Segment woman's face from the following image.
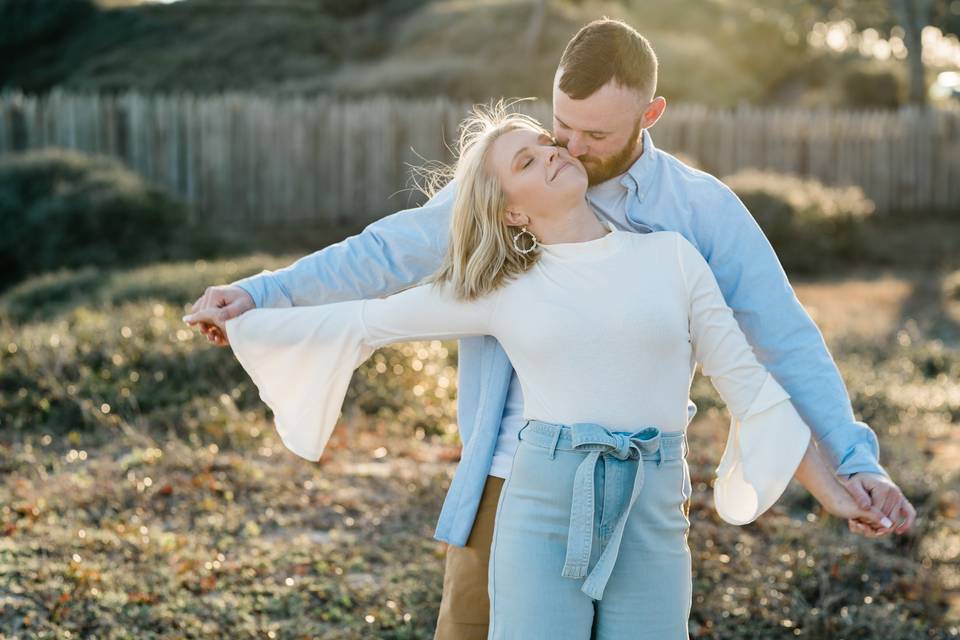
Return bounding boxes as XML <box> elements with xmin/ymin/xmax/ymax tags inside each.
<box><xmin>487</xmin><ymin>127</ymin><xmax>588</xmax><ymax>229</ymax></box>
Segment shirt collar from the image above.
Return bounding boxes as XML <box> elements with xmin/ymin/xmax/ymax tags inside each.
<box><xmin>618</xmin><ymin>128</ymin><xmax>659</xmax><ymax>202</ymax></box>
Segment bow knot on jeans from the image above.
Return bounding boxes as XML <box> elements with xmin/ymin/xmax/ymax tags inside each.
<box><xmin>569</xmin><ymin>423</ymin><xmax>662</xmax><ymax>462</ymax></box>
<box><xmin>560</xmin><ymin>423</ymin><xmax>664</xmax><ymax>600</ymax></box>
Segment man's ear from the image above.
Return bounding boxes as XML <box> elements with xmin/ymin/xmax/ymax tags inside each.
<box><xmin>641</xmin><ymin>96</ymin><xmax>667</xmax><ymax>130</ymax></box>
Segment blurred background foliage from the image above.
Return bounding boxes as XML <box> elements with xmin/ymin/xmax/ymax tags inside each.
<box><xmin>0</xmin><ymin>148</ymin><xmax>225</xmax><ymax>291</ymax></box>
<box><xmin>1</xmin><ymin>0</ymin><xmax>959</xmax><ymax>108</ymax></box>
<box><xmin>2</xmin><ymin>1</ymin><xmax>959</xmax><ymax>637</ymax></box>
<box><xmin>1</xmin><ymin>145</ymin><xmax>955</xmax><ymax>296</ymax></box>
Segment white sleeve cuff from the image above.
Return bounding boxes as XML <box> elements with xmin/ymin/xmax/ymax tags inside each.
<box><xmin>225</xmin><ymin>302</ymin><xmax>373</xmax><ymax>462</ymax></box>
<box><xmin>713</xmin><ymin>373</ymin><xmax>812</xmax><ymax>525</ymax></box>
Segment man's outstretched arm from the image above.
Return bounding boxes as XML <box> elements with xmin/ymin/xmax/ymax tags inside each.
<box><xmin>233</xmin><ymin>183</ymin><xmax>456</xmax><ymax>308</ymax></box>
<box><xmin>184</xmin><ymin>182</ymin><xmax>457</xmax><ymax>341</ymax></box>
<box><xmin>689</xmin><ymin>178</ymin><xmax>915</xmax><ymax>534</ymax></box>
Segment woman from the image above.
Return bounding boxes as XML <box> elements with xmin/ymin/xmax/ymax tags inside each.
<box><xmin>187</xmin><ymin>104</ymin><xmax>890</xmax><ymax>639</ymax></box>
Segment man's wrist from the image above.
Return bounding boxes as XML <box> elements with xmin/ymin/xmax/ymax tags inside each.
<box><xmin>230</xmin><ymin>279</ymin><xmax>264</xmax><ymax>309</ymax></box>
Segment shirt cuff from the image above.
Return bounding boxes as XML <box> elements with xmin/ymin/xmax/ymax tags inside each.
<box><xmin>714</xmin><ymin>373</ymin><xmax>812</xmax><ymax>525</ymax></box>
<box><xmin>817</xmin><ymin>425</ymin><xmax>889</xmax><ymax>480</ymax></box>
<box><xmin>230</xmin><ymin>270</ymin><xmax>293</xmax><ymax>310</ymax></box>
<box><xmin>834</xmin><ymin>447</ymin><xmax>889</xmax><ymax>480</ymax></box>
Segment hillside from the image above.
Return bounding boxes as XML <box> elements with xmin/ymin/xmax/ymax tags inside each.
<box><xmin>0</xmin><ymin>0</ymin><xmax>893</xmax><ymax>107</ymax></box>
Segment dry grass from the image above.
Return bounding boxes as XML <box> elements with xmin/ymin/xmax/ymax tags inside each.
<box><xmin>1</xmin><ymin>259</ymin><xmax>958</xmax><ymax>639</ymax></box>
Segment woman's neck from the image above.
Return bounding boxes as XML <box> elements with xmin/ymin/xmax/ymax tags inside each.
<box><xmin>533</xmin><ymin>200</ymin><xmax>609</xmax><ymax>245</ymax></box>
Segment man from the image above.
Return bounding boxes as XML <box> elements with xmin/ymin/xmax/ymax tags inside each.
<box><xmin>185</xmin><ymin>18</ymin><xmax>916</xmax><ymax>639</ymax></box>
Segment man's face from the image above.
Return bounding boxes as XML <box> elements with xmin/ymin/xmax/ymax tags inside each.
<box><xmin>552</xmin><ymin>68</ymin><xmax>647</xmax><ymax>186</ymax></box>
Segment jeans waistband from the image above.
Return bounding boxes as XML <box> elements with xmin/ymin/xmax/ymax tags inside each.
<box><xmin>516</xmin><ymin>419</ymin><xmax>688</xmax><ymax>601</ymax></box>
<box><xmin>519</xmin><ymin>419</ymin><xmax>687</xmax><ymax>462</ymax></box>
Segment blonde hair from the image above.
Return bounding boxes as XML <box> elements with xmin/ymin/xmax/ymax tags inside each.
<box><xmin>421</xmin><ymin>100</ymin><xmax>549</xmax><ymax>301</ymax></box>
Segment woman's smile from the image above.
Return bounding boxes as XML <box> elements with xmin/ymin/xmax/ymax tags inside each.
<box><xmin>550</xmin><ymin>160</ymin><xmax>571</xmax><ymax>182</ymax></box>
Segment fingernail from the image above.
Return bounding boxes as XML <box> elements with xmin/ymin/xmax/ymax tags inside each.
<box><xmin>182</xmin><ymin>315</ymin><xmax>191</xmax><ymax>322</ymax></box>
<box><xmin>881</xmin><ymin>517</ymin><xmax>893</xmax><ymax>528</ymax></box>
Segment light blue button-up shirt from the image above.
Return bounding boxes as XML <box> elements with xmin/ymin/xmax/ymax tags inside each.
<box><xmin>231</xmin><ymin>129</ymin><xmax>887</xmax><ymax>547</ymax></box>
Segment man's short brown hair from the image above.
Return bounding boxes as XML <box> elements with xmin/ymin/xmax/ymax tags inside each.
<box><xmin>557</xmin><ymin>18</ymin><xmax>658</xmax><ymax>101</ymax></box>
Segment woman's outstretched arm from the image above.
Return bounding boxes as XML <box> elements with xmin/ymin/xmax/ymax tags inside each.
<box><xmin>220</xmin><ymin>280</ymin><xmax>500</xmax><ymax>462</ymax></box>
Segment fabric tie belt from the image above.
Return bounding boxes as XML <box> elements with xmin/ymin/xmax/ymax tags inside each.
<box><xmin>520</xmin><ymin>420</ymin><xmax>687</xmax><ymax>601</ymax></box>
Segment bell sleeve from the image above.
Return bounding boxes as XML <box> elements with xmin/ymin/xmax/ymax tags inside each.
<box><xmin>224</xmin><ymin>281</ymin><xmax>499</xmax><ymax>462</ymax></box>
<box><xmin>675</xmin><ymin>233</ymin><xmax>812</xmax><ymax>526</ymax></box>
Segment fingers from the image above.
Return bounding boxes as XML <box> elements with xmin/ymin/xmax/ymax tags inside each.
<box><xmin>894</xmin><ymin>497</ymin><xmax>917</xmax><ymax>534</ymax></box>
<box><xmin>849</xmin><ymin>519</ymin><xmax>871</xmax><ymax>536</ymax></box>
<box><xmin>842</xmin><ymin>476</ymin><xmax>873</xmax><ymax>510</ymax></box>
<box><xmin>849</xmin><ymin>519</ymin><xmax>887</xmax><ymax>538</ymax></box>
<box><xmin>859</xmin><ymin>506</ymin><xmax>894</xmax><ymax>532</ymax></box>
<box><xmin>191</xmin><ymin>285</ymin><xmax>218</xmax><ymax>313</ymax></box>
<box><xmin>182</xmin><ymin>308</ymin><xmax>232</xmax><ymax>347</ymax></box>
<box><xmin>201</xmin><ymin>322</ymin><xmax>224</xmax><ymax>341</ymax></box>
<box><xmin>183</xmin><ymin>307</ymin><xmax>226</xmax><ymax>329</ymax></box>
<box><xmin>190</xmin><ymin>285</ymin><xmax>228</xmax><ymax>316</ymax></box>
<box><xmin>221</xmin><ymin>298</ymin><xmax>248</xmax><ymax>321</ymax></box>
<box><xmin>187</xmin><ymin>286</ymin><xmax>252</xmax><ymax>325</ymax></box>
<box><xmin>877</xmin><ymin>486</ymin><xmax>900</xmax><ymax>518</ymax></box>
<box><xmin>193</xmin><ymin>321</ymin><xmax>229</xmax><ymax>347</ymax></box>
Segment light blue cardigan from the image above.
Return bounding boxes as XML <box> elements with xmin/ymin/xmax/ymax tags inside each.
<box><xmin>232</xmin><ymin>129</ymin><xmax>887</xmax><ymax>546</ymax></box>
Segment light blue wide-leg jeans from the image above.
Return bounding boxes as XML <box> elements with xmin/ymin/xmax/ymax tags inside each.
<box><xmin>488</xmin><ymin>420</ymin><xmax>692</xmax><ymax>640</ymax></box>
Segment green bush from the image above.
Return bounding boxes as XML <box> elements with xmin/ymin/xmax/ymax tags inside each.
<box><xmin>843</xmin><ymin>66</ymin><xmax>902</xmax><ymax>109</ymax></box>
<box><xmin>0</xmin><ymin>147</ymin><xmax>215</xmax><ymax>292</ymax></box>
<box><xmin>0</xmin><ymin>256</ymin><xmax>459</xmax><ymax>442</ymax></box>
<box><xmin>0</xmin><ymin>0</ymin><xmax>95</xmax><ymax>53</ymax></box>
<box><xmin>723</xmin><ymin>169</ymin><xmax>876</xmax><ymax>274</ymax></box>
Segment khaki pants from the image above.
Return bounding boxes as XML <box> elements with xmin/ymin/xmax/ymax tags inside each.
<box><xmin>433</xmin><ymin>475</ymin><xmax>505</xmax><ymax>640</ymax></box>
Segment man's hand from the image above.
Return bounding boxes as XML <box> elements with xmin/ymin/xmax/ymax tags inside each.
<box><xmin>841</xmin><ymin>472</ymin><xmax>916</xmax><ymax>537</ymax></box>
<box><xmin>182</xmin><ymin>285</ymin><xmax>256</xmax><ymax>347</ymax></box>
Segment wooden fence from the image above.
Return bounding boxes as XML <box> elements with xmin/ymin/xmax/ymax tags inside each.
<box><xmin>0</xmin><ymin>90</ymin><xmax>957</xmax><ymax>223</ymax></box>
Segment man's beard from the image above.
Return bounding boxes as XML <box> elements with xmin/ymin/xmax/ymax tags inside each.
<box><xmin>581</xmin><ymin>118</ymin><xmax>644</xmax><ymax>187</ymax></box>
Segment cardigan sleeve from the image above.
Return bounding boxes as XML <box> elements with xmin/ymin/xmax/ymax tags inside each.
<box><xmin>224</xmin><ymin>281</ymin><xmax>498</xmax><ymax>462</ymax></box>
<box><xmin>675</xmin><ymin>233</ymin><xmax>812</xmax><ymax>525</ymax></box>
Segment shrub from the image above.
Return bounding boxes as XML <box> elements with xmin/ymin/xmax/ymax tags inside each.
<box><xmin>723</xmin><ymin>169</ymin><xmax>876</xmax><ymax>274</ymax></box>
<box><xmin>843</xmin><ymin>67</ymin><xmax>902</xmax><ymax>109</ymax></box>
<box><xmin>0</xmin><ymin>0</ymin><xmax>95</xmax><ymax>53</ymax></box>
<box><xmin>0</xmin><ymin>257</ymin><xmax>459</xmax><ymax>442</ymax></box>
<box><xmin>0</xmin><ymin>147</ymin><xmax>214</xmax><ymax>291</ymax></box>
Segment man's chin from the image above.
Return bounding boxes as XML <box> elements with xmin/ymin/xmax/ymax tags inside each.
<box><xmin>581</xmin><ymin>162</ymin><xmax>604</xmax><ymax>184</ymax></box>
<box><xmin>585</xmin><ymin>166</ymin><xmax>620</xmax><ymax>186</ymax></box>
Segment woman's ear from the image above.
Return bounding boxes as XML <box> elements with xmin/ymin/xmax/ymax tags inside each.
<box><xmin>504</xmin><ymin>209</ymin><xmax>529</xmax><ymax>227</ymax></box>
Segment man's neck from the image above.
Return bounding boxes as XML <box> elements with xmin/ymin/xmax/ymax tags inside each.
<box><xmin>624</xmin><ymin>131</ymin><xmax>646</xmax><ymax>172</ymax></box>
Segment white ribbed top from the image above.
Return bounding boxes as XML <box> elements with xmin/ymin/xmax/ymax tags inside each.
<box><xmin>226</xmin><ymin>228</ymin><xmax>812</xmax><ymax>525</ymax></box>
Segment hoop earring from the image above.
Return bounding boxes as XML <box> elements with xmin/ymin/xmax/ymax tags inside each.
<box><xmin>512</xmin><ymin>226</ymin><xmax>539</xmax><ymax>255</ymax></box>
